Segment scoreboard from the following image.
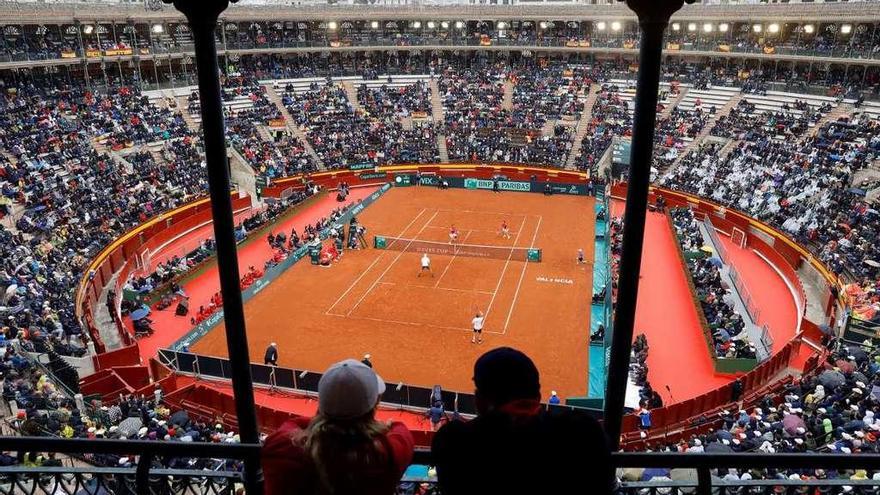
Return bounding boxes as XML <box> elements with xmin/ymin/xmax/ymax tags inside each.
<box><xmin>612</xmin><ymin>137</ymin><xmax>632</xmax><ymax>166</ymax></box>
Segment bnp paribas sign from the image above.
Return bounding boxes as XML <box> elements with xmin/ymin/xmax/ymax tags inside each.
<box><xmin>464</xmin><ymin>178</ymin><xmax>531</xmax><ymax>192</ymax></box>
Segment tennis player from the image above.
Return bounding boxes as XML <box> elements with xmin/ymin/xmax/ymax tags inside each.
<box><xmin>471</xmin><ymin>311</ymin><xmax>485</xmax><ymax>344</ymax></box>
<box><xmin>449</xmin><ymin>225</ymin><xmax>459</xmax><ymax>244</ymax></box>
<box><xmin>418</xmin><ymin>253</ymin><xmax>434</xmax><ymax>278</ymax></box>
<box><xmin>499</xmin><ymin>220</ymin><xmax>511</xmax><ymax>239</ymax></box>
<box><xmin>577</xmin><ymin>248</ymin><xmax>586</xmax><ymax>265</ymax></box>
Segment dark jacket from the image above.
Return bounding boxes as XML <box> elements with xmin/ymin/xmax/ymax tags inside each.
<box><xmin>432</xmin><ymin>399</ymin><xmax>612</xmax><ymax>494</ymax></box>
<box><xmin>264</xmin><ymin>345</ymin><xmax>278</xmax><ymax>365</ymax></box>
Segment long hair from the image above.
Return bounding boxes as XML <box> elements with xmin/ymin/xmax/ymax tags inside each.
<box><xmin>297</xmin><ymin>410</ymin><xmax>390</xmax><ymax>494</ymax></box>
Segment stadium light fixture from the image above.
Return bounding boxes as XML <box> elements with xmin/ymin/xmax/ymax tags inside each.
<box><xmin>596</xmin><ymin>21</ymin><xmax>607</xmax><ymax>31</ymax></box>
<box><xmin>841</xmin><ymin>24</ymin><xmax>852</xmax><ymax>35</ymax></box>
<box><xmin>718</xmin><ymin>23</ymin><xmax>729</xmax><ymax>33</ymax></box>
<box><xmin>768</xmin><ymin>23</ymin><xmax>780</xmax><ymax>34</ymax></box>
<box><xmin>703</xmin><ymin>23</ymin><xmax>713</xmax><ymax>33</ymax></box>
<box><xmin>151</xmin><ymin>24</ymin><xmax>164</xmax><ymax>34</ymax></box>
<box><xmin>427</xmin><ymin>21</ymin><xmax>436</xmax><ymax>29</ymax></box>
<box><xmin>370</xmin><ymin>21</ymin><xmax>379</xmax><ymax>29</ymax></box>
<box><xmin>752</xmin><ymin>24</ymin><xmax>762</xmax><ymax>33</ymax></box>
<box><xmin>82</xmin><ymin>25</ymin><xmax>94</xmax><ymax>35</ymax></box>
<box><xmin>687</xmin><ymin>22</ymin><xmax>697</xmax><ymax>32</ymax></box>
<box><xmin>455</xmin><ymin>21</ymin><xmax>465</xmax><ymax>29</ymax></box>
<box><xmin>804</xmin><ymin>24</ymin><xmax>815</xmax><ymax>34</ymax></box>
<box><xmin>611</xmin><ymin>21</ymin><xmax>622</xmax><ymax>32</ymax></box>
<box><xmin>671</xmin><ymin>22</ymin><xmax>680</xmax><ymax>31</ymax></box>
<box><xmin>327</xmin><ymin>21</ymin><xmax>337</xmax><ymax>30</ymax></box>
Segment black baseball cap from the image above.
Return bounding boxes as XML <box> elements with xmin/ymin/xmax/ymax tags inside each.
<box><xmin>473</xmin><ymin>347</ymin><xmax>540</xmax><ymax>405</ymax></box>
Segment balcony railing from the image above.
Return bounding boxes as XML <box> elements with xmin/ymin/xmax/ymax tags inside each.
<box><xmin>0</xmin><ymin>436</ymin><xmax>258</xmax><ymax>495</ymax></box>
<box><xmin>5</xmin><ymin>436</ymin><xmax>880</xmax><ymax>495</ymax></box>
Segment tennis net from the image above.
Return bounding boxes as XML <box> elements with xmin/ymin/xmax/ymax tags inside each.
<box><xmin>373</xmin><ymin>236</ymin><xmax>541</xmax><ymax>262</ymax></box>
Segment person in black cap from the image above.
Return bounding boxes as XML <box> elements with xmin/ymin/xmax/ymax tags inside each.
<box><xmin>432</xmin><ymin>347</ymin><xmax>612</xmax><ymax>494</ymax></box>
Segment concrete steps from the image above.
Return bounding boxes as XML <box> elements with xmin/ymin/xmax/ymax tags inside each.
<box><xmin>659</xmin><ymin>87</ymin><xmax>689</xmax><ymax>120</ymax></box>
<box><xmin>808</xmin><ymin>102</ymin><xmax>852</xmax><ymax>138</ymax></box>
<box><xmin>178</xmin><ymin>96</ymin><xmax>202</xmax><ymax>132</ymax></box>
<box><xmin>502</xmin><ymin>79</ymin><xmax>514</xmax><ymax>112</ymax></box>
<box><xmin>263</xmin><ymin>85</ymin><xmax>326</xmax><ymax>170</ymax></box>
<box><xmin>429</xmin><ymin>78</ymin><xmax>449</xmax><ymax>163</ymax></box>
<box><xmin>341</xmin><ymin>81</ymin><xmax>363</xmax><ymax>114</ymax></box>
<box><xmin>227</xmin><ymin>145</ymin><xmax>259</xmax><ymax>201</ymax></box>
<box><xmin>565</xmin><ymin>84</ymin><xmax>600</xmax><ymax>170</ymax></box>
<box><xmin>667</xmin><ymin>93</ymin><xmax>743</xmax><ymax>175</ymax></box>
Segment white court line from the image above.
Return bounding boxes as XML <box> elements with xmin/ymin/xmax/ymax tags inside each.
<box><xmin>434</xmin><ymin>229</ymin><xmax>472</xmax><ymax>288</ymax></box>
<box><xmin>424</xmin><ymin>225</ymin><xmax>520</xmax><ymax>236</ymax></box>
<box><xmin>325</xmin><ymin>312</ymin><xmax>503</xmax><ymax>334</ymax></box>
<box><xmin>435</xmin><ymin>208</ymin><xmax>537</xmax><ymax>217</ymax></box>
<box><xmin>378</xmin><ymin>281</ymin><xmax>493</xmax><ymax>295</ymax></box>
<box><xmin>325</xmin><ymin>208</ymin><xmax>427</xmax><ymax>315</ymax></box>
<box><xmin>346</xmin><ymin>210</ymin><xmax>440</xmax><ymax>316</ymax></box>
<box><xmin>483</xmin><ymin>216</ymin><xmax>527</xmax><ymax>320</ymax></box>
<box><xmin>503</xmin><ymin>215</ymin><xmax>543</xmax><ymax>334</ymax></box>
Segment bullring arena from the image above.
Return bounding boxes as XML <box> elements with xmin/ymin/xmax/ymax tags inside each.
<box><xmin>4</xmin><ymin>0</ymin><xmax>880</xmax><ymax>489</ymax></box>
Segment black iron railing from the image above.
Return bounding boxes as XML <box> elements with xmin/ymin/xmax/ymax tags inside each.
<box><xmin>0</xmin><ymin>437</ymin><xmax>259</xmax><ymax>495</ymax></box>
<box><xmin>406</xmin><ymin>450</ymin><xmax>880</xmax><ymax>495</ymax></box>
<box><xmin>4</xmin><ymin>437</ymin><xmax>880</xmax><ymax>494</ymax></box>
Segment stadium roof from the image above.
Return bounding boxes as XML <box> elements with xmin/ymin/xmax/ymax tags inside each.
<box><xmin>0</xmin><ymin>0</ymin><xmax>878</xmax><ymax>22</ymax></box>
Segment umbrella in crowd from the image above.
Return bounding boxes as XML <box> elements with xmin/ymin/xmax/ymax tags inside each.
<box><xmin>707</xmin><ymin>257</ymin><xmax>724</xmax><ymax>267</ymax></box>
<box><xmin>116</xmin><ymin>416</ymin><xmax>143</xmax><ymax>438</ymax></box>
<box><xmin>818</xmin><ymin>370</ymin><xmax>846</xmax><ymax>390</ymax></box>
<box><xmin>782</xmin><ymin>413</ymin><xmax>807</xmax><ymax>436</ymax></box>
<box><xmin>170</xmin><ymin>410</ymin><xmax>190</xmax><ymax>427</ymax></box>
<box><xmin>130</xmin><ymin>305</ymin><xmax>151</xmax><ymax>321</ymax></box>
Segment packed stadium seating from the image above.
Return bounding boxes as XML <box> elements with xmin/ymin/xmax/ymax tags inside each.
<box><xmin>1</xmin><ymin>0</ymin><xmax>880</xmax><ymax>490</ymax></box>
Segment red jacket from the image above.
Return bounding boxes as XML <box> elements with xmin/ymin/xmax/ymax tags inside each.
<box><xmin>262</xmin><ymin>417</ymin><xmax>414</xmax><ymax>495</ymax></box>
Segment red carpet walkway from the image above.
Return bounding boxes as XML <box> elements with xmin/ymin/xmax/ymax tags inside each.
<box><xmin>717</xmin><ymin>235</ymin><xmax>799</xmax><ymax>354</ymax></box>
<box><xmin>610</xmin><ymin>201</ymin><xmax>801</xmax><ymax>405</ymax></box>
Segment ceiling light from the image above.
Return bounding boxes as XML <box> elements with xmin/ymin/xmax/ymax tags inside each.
<box><xmin>455</xmin><ymin>21</ymin><xmax>464</xmax><ymax>29</ymax></box>
<box><xmin>427</xmin><ymin>21</ymin><xmax>436</xmax><ymax>29</ymax></box>
<box><xmin>768</xmin><ymin>23</ymin><xmax>780</xmax><ymax>34</ymax></box>
<box><xmin>370</xmin><ymin>21</ymin><xmax>379</xmax><ymax>29</ymax></box>
<box><xmin>596</xmin><ymin>21</ymin><xmax>606</xmax><ymax>31</ymax></box>
<box><xmin>671</xmin><ymin>22</ymin><xmax>680</xmax><ymax>31</ymax></box>
<box><xmin>703</xmin><ymin>23</ymin><xmax>713</xmax><ymax>33</ymax></box>
<box><xmin>804</xmin><ymin>24</ymin><xmax>814</xmax><ymax>34</ymax></box>
<box><xmin>412</xmin><ymin>21</ymin><xmax>421</xmax><ymax>29</ymax></box>
<box><xmin>83</xmin><ymin>25</ymin><xmax>94</xmax><ymax>35</ymax></box>
<box><xmin>611</xmin><ymin>21</ymin><xmax>622</xmax><ymax>32</ymax></box>
<box><xmin>327</xmin><ymin>21</ymin><xmax>337</xmax><ymax>30</ymax></box>
<box><xmin>497</xmin><ymin>22</ymin><xmax>506</xmax><ymax>30</ymax></box>
<box><xmin>441</xmin><ymin>21</ymin><xmax>449</xmax><ymax>29</ymax></box>
<box><xmin>151</xmin><ymin>24</ymin><xmax>163</xmax><ymax>34</ymax></box>
<box><xmin>719</xmin><ymin>23</ymin><xmax>729</xmax><ymax>33</ymax></box>
<box><xmin>841</xmin><ymin>24</ymin><xmax>852</xmax><ymax>35</ymax></box>
<box><xmin>753</xmin><ymin>24</ymin><xmax>762</xmax><ymax>33</ymax></box>
<box><xmin>688</xmin><ymin>23</ymin><xmax>697</xmax><ymax>32</ymax></box>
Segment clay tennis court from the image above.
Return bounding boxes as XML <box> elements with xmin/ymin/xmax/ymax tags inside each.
<box><xmin>192</xmin><ymin>186</ymin><xmax>596</xmax><ymax>399</ymax></box>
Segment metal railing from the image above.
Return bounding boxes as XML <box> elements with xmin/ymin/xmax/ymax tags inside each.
<box><xmin>0</xmin><ymin>437</ymin><xmax>258</xmax><ymax>495</ymax></box>
<box><xmin>405</xmin><ymin>450</ymin><xmax>880</xmax><ymax>495</ymax></box>
<box><xmin>5</xmin><ymin>437</ymin><xmax>880</xmax><ymax>495</ymax></box>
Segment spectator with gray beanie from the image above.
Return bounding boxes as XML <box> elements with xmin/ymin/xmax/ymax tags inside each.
<box><xmin>262</xmin><ymin>359</ymin><xmax>414</xmax><ymax>494</ymax></box>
